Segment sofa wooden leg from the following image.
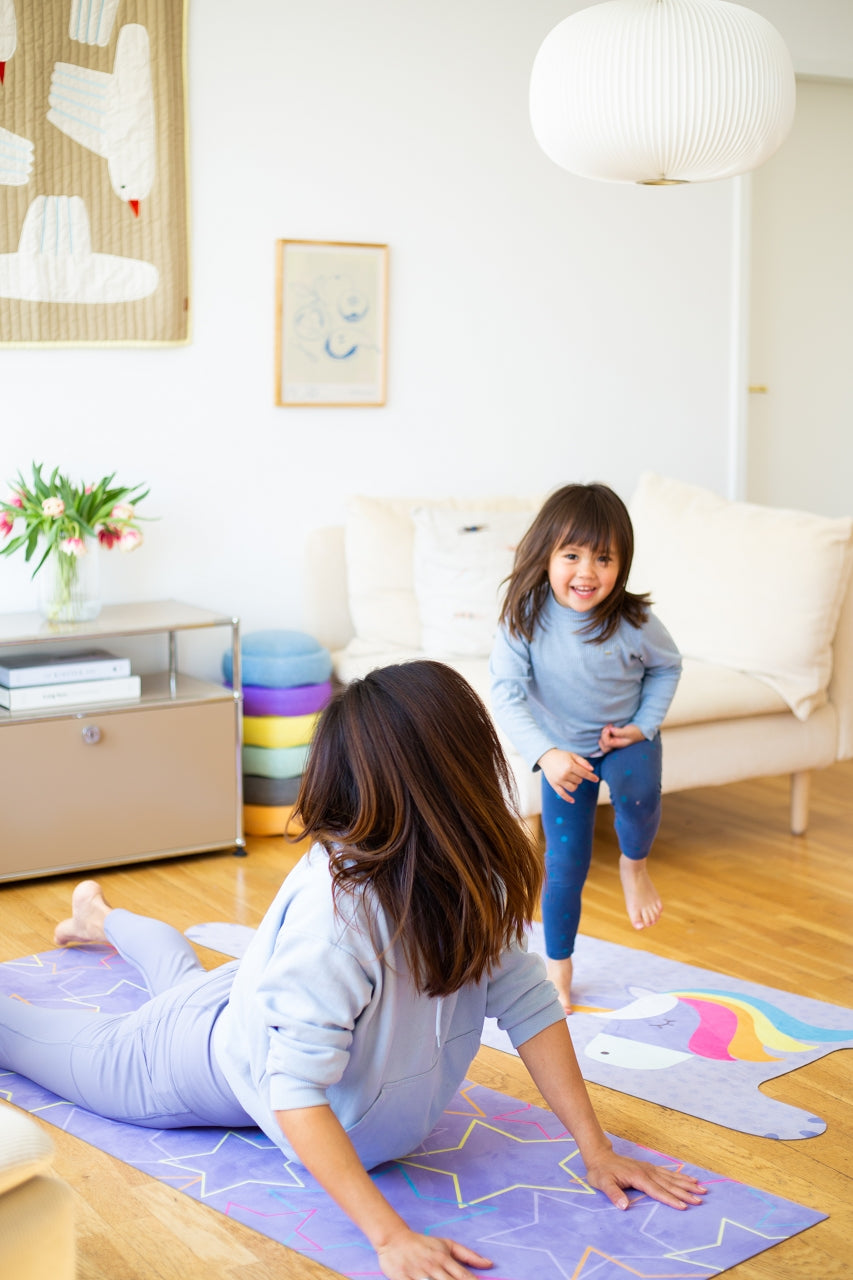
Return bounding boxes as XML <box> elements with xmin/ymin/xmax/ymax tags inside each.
<box><xmin>790</xmin><ymin>770</ymin><xmax>811</xmax><ymax>835</ymax></box>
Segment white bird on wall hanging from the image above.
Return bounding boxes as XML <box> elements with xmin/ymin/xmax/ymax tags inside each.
<box><xmin>0</xmin><ymin>195</ymin><xmax>158</xmax><ymax>302</ymax></box>
<box><xmin>68</xmin><ymin>0</ymin><xmax>123</xmax><ymax>47</ymax></box>
<box><xmin>0</xmin><ymin>125</ymin><xmax>33</xmax><ymax>185</ymax></box>
<box><xmin>47</xmin><ymin>23</ymin><xmax>155</xmax><ymax>216</ymax></box>
<box><xmin>0</xmin><ymin>0</ymin><xmax>16</xmax><ymax>85</ymax></box>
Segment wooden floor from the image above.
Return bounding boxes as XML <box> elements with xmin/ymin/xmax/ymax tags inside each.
<box><xmin>2</xmin><ymin>762</ymin><xmax>852</xmax><ymax>1280</ymax></box>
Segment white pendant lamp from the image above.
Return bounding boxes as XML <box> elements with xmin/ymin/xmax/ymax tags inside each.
<box><xmin>530</xmin><ymin>0</ymin><xmax>796</xmax><ymax>184</ymax></box>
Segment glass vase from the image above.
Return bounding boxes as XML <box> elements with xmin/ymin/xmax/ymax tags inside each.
<box><xmin>37</xmin><ymin>535</ymin><xmax>102</xmax><ymax>624</ymax></box>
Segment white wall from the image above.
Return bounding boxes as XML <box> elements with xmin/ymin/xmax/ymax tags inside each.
<box><xmin>1</xmin><ymin>0</ymin><xmax>848</xmax><ymax>673</ymax></box>
<box><xmin>748</xmin><ymin>79</ymin><xmax>853</xmax><ymax>517</ymax></box>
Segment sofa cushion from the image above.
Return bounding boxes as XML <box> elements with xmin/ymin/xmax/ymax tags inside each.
<box><xmin>334</xmin><ymin>646</ymin><xmax>787</xmax><ymax>732</ymax></box>
<box><xmin>629</xmin><ymin>473</ymin><xmax>853</xmax><ymax>720</ymax></box>
<box><xmin>412</xmin><ymin>506</ymin><xmax>535</xmax><ymax>655</ymax></box>
<box><xmin>663</xmin><ymin>659</ymin><xmax>788</xmax><ymax>726</ymax></box>
<box><xmin>344</xmin><ymin>497</ymin><xmax>424</xmax><ymax>650</ymax></box>
<box><xmin>344</xmin><ymin>495</ymin><xmax>539</xmax><ymax>651</ymax></box>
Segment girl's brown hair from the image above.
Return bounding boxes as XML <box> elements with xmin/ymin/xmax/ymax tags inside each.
<box><xmin>293</xmin><ymin>660</ymin><xmax>543</xmax><ymax>998</ymax></box>
<box><xmin>500</xmin><ymin>482</ymin><xmax>650</xmax><ymax>644</ymax></box>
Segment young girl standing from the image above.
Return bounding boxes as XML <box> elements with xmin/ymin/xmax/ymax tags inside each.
<box><xmin>490</xmin><ymin>483</ymin><xmax>682</xmax><ymax>1014</ymax></box>
<box><xmin>0</xmin><ymin>660</ymin><xmax>702</xmax><ymax>1280</ymax></box>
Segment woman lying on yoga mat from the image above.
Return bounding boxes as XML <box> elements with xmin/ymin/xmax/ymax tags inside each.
<box><xmin>0</xmin><ymin>660</ymin><xmax>705</xmax><ymax>1280</ymax></box>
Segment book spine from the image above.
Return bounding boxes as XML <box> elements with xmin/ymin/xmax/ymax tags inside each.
<box><xmin>0</xmin><ymin>657</ymin><xmax>132</xmax><ymax>688</ymax></box>
<box><xmin>0</xmin><ymin>676</ymin><xmax>142</xmax><ymax>711</ymax></box>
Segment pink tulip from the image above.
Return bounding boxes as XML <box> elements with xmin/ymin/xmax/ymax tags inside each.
<box><xmin>1</xmin><ymin>513</ymin><xmax>13</xmax><ymax>538</ymax></box>
<box><xmin>111</xmin><ymin>503</ymin><xmax>135</xmax><ymax>521</ymax></box>
<box><xmin>98</xmin><ymin>525</ymin><xmax>121</xmax><ymax>549</ymax></box>
<box><xmin>60</xmin><ymin>536</ymin><xmax>87</xmax><ymax>557</ymax></box>
<box><xmin>10</xmin><ymin>493</ymin><xmax>23</xmax><ymax>508</ymax></box>
<box><xmin>119</xmin><ymin>528</ymin><xmax>143</xmax><ymax>552</ymax></box>
<box><xmin>42</xmin><ymin>496</ymin><xmax>65</xmax><ymax>518</ymax></box>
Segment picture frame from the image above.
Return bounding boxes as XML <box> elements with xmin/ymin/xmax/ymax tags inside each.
<box><xmin>275</xmin><ymin>239</ymin><xmax>389</xmax><ymax>407</ymax></box>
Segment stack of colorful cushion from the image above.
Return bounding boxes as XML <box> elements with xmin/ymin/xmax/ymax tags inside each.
<box><xmin>222</xmin><ymin>630</ymin><xmax>333</xmax><ymax>837</ymax></box>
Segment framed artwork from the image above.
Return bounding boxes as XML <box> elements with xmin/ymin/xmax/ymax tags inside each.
<box><xmin>275</xmin><ymin>239</ymin><xmax>388</xmax><ymax>407</ymax></box>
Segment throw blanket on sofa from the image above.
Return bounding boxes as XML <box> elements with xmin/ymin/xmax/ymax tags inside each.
<box><xmin>0</xmin><ymin>0</ymin><xmax>189</xmax><ymax>345</ymax></box>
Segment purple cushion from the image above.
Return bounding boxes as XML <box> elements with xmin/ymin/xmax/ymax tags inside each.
<box><xmin>227</xmin><ymin>679</ymin><xmax>333</xmax><ymax>717</ymax></box>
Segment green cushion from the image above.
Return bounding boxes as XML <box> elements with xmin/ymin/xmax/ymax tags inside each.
<box><xmin>242</xmin><ymin>743</ymin><xmax>310</xmax><ymax>779</ymax></box>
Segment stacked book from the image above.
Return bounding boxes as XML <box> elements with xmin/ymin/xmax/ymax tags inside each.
<box><xmin>0</xmin><ymin>648</ymin><xmax>141</xmax><ymax>712</ymax></box>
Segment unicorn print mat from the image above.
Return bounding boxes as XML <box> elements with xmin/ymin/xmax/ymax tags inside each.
<box><xmin>186</xmin><ymin>919</ymin><xmax>853</xmax><ymax>1141</ymax></box>
<box><xmin>481</xmin><ymin>925</ymin><xmax>853</xmax><ymax>1140</ymax></box>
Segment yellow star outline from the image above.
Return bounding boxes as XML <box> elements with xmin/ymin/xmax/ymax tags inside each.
<box><xmin>444</xmin><ymin>1082</ymin><xmax>488</xmax><ymax>1118</ymax></box>
<box><xmin>398</xmin><ymin>1118</ymin><xmax>595</xmax><ymax>1208</ymax></box>
<box><xmin>161</xmin><ymin>1172</ymin><xmax>204</xmax><ymax>1192</ymax></box>
<box><xmin>664</xmin><ymin>1214</ymin><xmax>789</xmax><ymax>1261</ymax></box>
<box><xmin>3</xmin><ymin>954</ymin><xmax>60</xmax><ymax>972</ymax></box>
<box><xmin>7</xmin><ymin>990</ymin><xmax>110</xmax><ymax>1013</ymax></box>
<box><xmin>569</xmin><ymin>1245</ymin><xmax>709</xmax><ymax>1278</ymax></box>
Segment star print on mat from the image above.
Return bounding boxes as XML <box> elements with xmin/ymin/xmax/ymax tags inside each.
<box><xmin>400</xmin><ymin>1119</ymin><xmax>595</xmax><ymax>1205</ymax></box>
<box><xmin>154</xmin><ymin>1129</ymin><xmax>305</xmax><ymax>1199</ymax></box>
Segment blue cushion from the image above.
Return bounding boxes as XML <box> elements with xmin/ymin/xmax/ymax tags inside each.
<box><xmin>223</xmin><ymin>630</ymin><xmax>332</xmax><ymax>689</ymax></box>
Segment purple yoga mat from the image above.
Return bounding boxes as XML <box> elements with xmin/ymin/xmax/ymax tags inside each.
<box><xmin>0</xmin><ymin>943</ymin><xmax>828</xmax><ymax>1278</ymax></box>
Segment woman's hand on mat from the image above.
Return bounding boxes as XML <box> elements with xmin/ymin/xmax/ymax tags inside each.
<box><xmin>538</xmin><ymin>748</ymin><xmax>599</xmax><ymax>803</ymax></box>
<box><xmin>376</xmin><ymin>1227</ymin><xmax>492</xmax><ymax>1279</ymax></box>
<box><xmin>584</xmin><ymin>1152</ymin><xmax>708</xmax><ymax>1211</ymax></box>
<box><xmin>276</xmin><ymin>1106</ymin><xmax>492</xmax><ymax>1279</ymax></box>
<box><xmin>599</xmin><ymin>722</ymin><xmax>645</xmax><ymax>752</ymax></box>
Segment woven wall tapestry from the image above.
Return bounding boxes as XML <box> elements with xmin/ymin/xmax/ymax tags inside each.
<box><xmin>0</xmin><ymin>0</ymin><xmax>189</xmax><ymax>345</ymax></box>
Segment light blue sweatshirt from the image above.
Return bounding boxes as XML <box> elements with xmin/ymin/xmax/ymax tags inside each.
<box><xmin>213</xmin><ymin>845</ymin><xmax>565</xmax><ymax>1170</ymax></box>
<box><xmin>490</xmin><ymin>593</ymin><xmax>682</xmax><ymax>766</ymax></box>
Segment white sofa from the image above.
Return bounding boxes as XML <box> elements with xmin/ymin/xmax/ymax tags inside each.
<box><xmin>304</xmin><ymin>473</ymin><xmax>853</xmax><ymax>835</ymax></box>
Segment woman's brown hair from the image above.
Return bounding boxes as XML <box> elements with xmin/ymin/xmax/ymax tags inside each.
<box><xmin>499</xmin><ymin>482</ymin><xmax>650</xmax><ymax>644</ymax></box>
<box><xmin>292</xmin><ymin>660</ymin><xmax>543</xmax><ymax>998</ymax></box>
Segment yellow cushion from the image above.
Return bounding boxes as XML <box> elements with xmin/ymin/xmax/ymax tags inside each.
<box><xmin>243</xmin><ymin>712</ymin><xmax>320</xmax><ymax>749</ymax></box>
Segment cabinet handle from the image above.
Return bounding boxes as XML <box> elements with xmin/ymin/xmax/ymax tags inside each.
<box><xmin>81</xmin><ymin>725</ymin><xmax>102</xmax><ymax>745</ymax></box>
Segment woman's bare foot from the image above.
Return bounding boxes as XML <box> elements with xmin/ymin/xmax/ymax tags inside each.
<box><xmin>54</xmin><ymin>880</ymin><xmax>113</xmax><ymax>946</ymax></box>
<box><xmin>547</xmin><ymin>956</ymin><xmax>574</xmax><ymax>1014</ymax></box>
<box><xmin>619</xmin><ymin>855</ymin><xmax>663</xmax><ymax>930</ymax></box>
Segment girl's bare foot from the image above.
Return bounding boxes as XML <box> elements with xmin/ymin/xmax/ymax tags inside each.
<box><xmin>54</xmin><ymin>880</ymin><xmax>113</xmax><ymax>946</ymax></box>
<box><xmin>619</xmin><ymin>855</ymin><xmax>663</xmax><ymax>930</ymax></box>
<box><xmin>547</xmin><ymin>956</ymin><xmax>574</xmax><ymax>1014</ymax></box>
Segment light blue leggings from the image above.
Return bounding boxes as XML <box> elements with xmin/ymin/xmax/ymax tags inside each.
<box><xmin>540</xmin><ymin>736</ymin><xmax>663</xmax><ymax>960</ymax></box>
<box><xmin>0</xmin><ymin>909</ymin><xmax>251</xmax><ymax>1128</ymax></box>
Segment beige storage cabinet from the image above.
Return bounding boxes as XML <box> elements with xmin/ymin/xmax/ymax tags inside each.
<box><xmin>0</xmin><ymin>601</ymin><xmax>244</xmax><ymax>881</ymax></box>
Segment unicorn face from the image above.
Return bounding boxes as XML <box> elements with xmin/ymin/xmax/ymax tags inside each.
<box><xmin>584</xmin><ymin>1032</ymin><xmax>693</xmax><ymax>1070</ymax></box>
<box><xmin>578</xmin><ymin>984</ymin><xmax>846</xmax><ymax>1073</ymax></box>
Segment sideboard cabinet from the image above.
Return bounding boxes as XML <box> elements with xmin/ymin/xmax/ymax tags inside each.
<box><xmin>0</xmin><ymin>600</ymin><xmax>243</xmax><ymax>881</ymax></box>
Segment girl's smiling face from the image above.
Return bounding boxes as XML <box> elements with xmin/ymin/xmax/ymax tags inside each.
<box><xmin>547</xmin><ymin>541</ymin><xmax>620</xmax><ymax>612</ymax></box>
